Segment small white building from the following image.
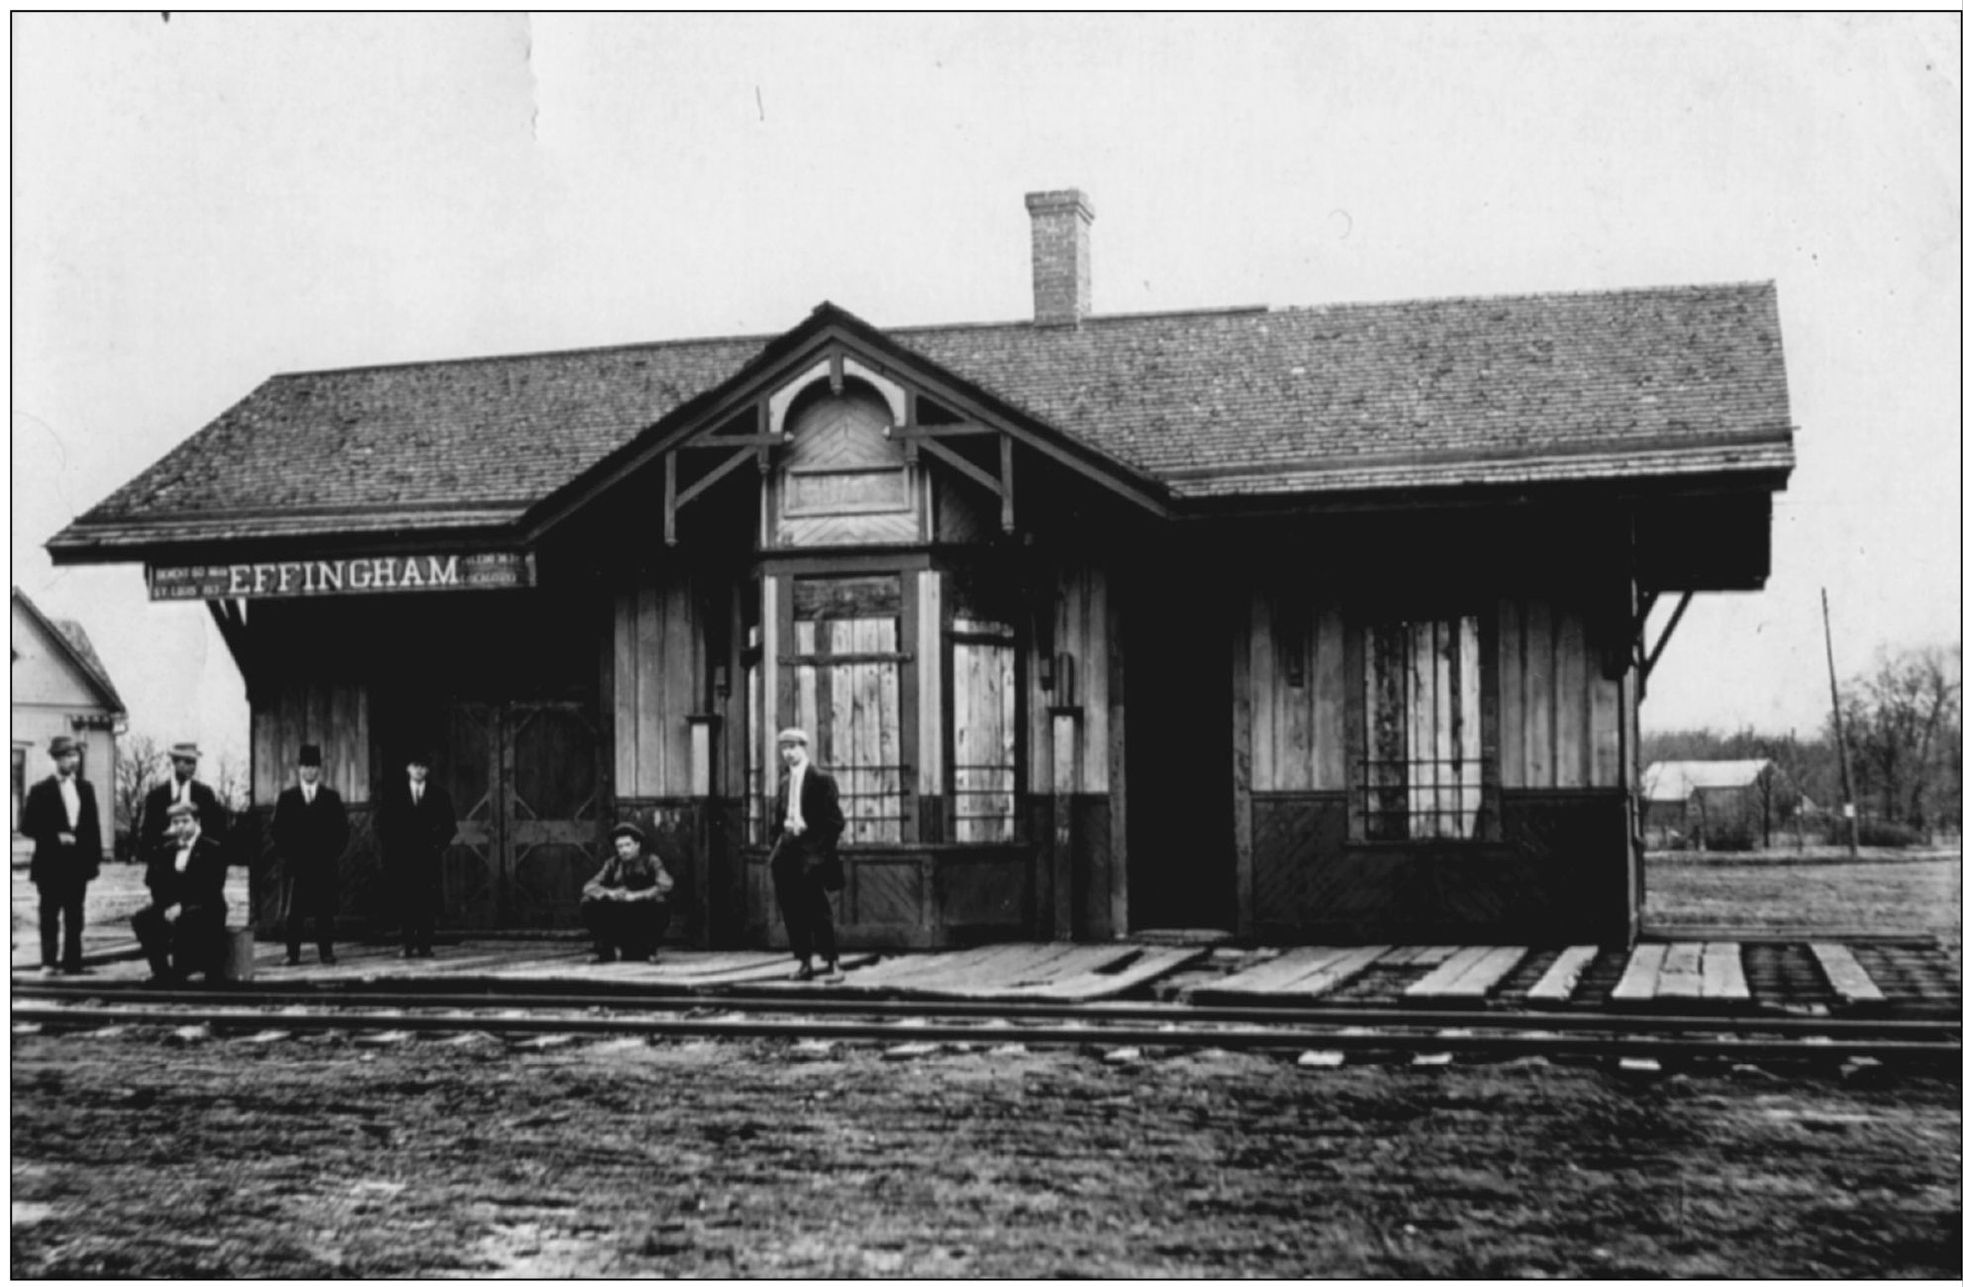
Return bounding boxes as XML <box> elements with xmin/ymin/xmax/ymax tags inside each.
<box><xmin>10</xmin><ymin>587</ymin><xmax>126</xmax><ymax>837</ymax></box>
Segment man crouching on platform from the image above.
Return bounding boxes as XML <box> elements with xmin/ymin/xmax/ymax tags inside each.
<box><xmin>771</xmin><ymin>727</ymin><xmax>845</xmax><ymax>981</ymax></box>
<box><xmin>580</xmin><ymin>822</ymin><xmax>675</xmax><ymax>963</ymax></box>
<box><xmin>132</xmin><ymin>799</ymin><xmax>229</xmax><ymax>983</ymax></box>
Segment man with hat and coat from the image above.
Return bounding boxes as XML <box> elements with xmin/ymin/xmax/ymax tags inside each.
<box><xmin>270</xmin><ymin>743</ymin><xmax>350</xmax><ymax>965</ymax></box>
<box><xmin>579</xmin><ymin>821</ymin><xmax>676</xmax><ymax>963</ymax></box>
<box><xmin>20</xmin><ymin>734</ymin><xmax>105</xmax><ymax>976</ymax></box>
<box><xmin>140</xmin><ymin>741</ymin><xmax>227</xmax><ymax>858</ymax></box>
<box><xmin>132</xmin><ymin>798</ymin><xmax>230</xmax><ymax>982</ymax></box>
<box><xmin>373</xmin><ymin>748</ymin><xmax>456</xmax><ymax>958</ymax></box>
<box><xmin>771</xmin><ymin>727</ymin><xmax>845</xmax><ymax>980</ymax></box>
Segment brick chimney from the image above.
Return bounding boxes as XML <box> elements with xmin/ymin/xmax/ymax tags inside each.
<box><xmin>1025</xmin><ymin>189</ymin><xmax>1094</xmax><ymax>327</ymax></box>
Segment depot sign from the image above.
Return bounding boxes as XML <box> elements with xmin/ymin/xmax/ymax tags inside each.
<box><xmin>146</xmin><ymin>551</ymin><xmax>534</xmax><ymax>601</ymax></box>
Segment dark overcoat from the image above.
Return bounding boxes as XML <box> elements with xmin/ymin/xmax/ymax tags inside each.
<box><xmin>270</xmin><ymin>783</ymin><xmax>351</xmax><ymax>875</ymax></box>
<box><xmin>373</xmin><ymin>778</ymin><xmax>458</xmax><ymax>868</ymax></box>
<box><xmin>21</xmin><ymin>773</ymin><xmax>104</xmax><ymax>885</ymax></box>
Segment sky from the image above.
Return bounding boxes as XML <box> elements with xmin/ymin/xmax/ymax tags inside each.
<box><xmin>10</xmin><ymin>13</ymin><xmax>1961</xmax><ymax>775</ymax></box>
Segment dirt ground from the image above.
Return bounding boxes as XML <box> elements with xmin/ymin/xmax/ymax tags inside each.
<box><xmin>10</xmin><ymin>1029</ymin><xmax>1959</xmax><ymax>1279</ymax></box>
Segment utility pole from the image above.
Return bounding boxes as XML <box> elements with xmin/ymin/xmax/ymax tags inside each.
<box><xmin>1821</xmin><ymin>588</ymin><xmax>1860</xmax><ymax>858</ymax></box>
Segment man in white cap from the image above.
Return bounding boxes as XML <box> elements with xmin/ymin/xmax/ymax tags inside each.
<box><xmin>132</xmin><ymin>798</ymin><xmax>229</xmax><ymax>983</ymax></box>
<box><xmin>140</xmin><ymin>741</ymin><xmax>226</xmax><ymax>856</ymax></box>
<box><xmin>20</xmin><ymin>735</ymin><xmax>104</xmax><ymax>976</ymax></box>
<box><xmin>770</xmin><ymin>728</ymin><xmax>845</xmax><ymax>980</ymax></box>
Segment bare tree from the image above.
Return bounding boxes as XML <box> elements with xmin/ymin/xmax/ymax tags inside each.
<box><xmin>1840</xmin><ymin>644</ymin><xmax>1962</xmax><ymax>834</ymax></box>
<box><xmin>208</xmin><ymin>750</ymin><xmax>252</xmax><ymax>817</ymax></box>
<box><xmin>113</xmin><ymin>733</ymin><xmax>167</xmax><ymax>862</ymax></box>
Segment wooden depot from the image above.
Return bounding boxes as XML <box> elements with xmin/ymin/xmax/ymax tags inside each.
<box><xmin>48</xmin><ymin>196</ymin><xmax>1794</xmax><ymax>954</ymax></box>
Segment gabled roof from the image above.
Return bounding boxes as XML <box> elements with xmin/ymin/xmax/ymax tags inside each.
<box><xmin>1642</xmin><ymin>759</ymin><xmax>1775</xmax><ymax>802</ymax></box>
<box><xmin>10</xmin><ymin>586</ymin><xmax>126</xmax><ymax>714</ymax></box>
<box><xmin>48</xmin><ymin>280</ymin><xmax>1794</xmax><ymax>559</ymax></box>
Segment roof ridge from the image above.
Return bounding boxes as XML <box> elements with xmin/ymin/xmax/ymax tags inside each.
<box><xmin>261</xmin><ymin>281</ymin><xmax>1772</xmax><ymax>382</ymax></box>
<box><xmin>1268</xmin><ymin>279</ymin><xmax>1777</xmax><ymax>318</ymax></box>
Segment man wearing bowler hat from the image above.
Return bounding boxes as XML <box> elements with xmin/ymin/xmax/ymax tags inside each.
<box><xmin>141</xmin><ymin>741</ymin><xmax>227</xmax><ymax>857</ymax></box>
<box><xmin>771</xmin><ymin>727</ymin><xmax>845</xmax><ymax>981</ymax></box>
<box><xmin>132</xmin><ymin>798</ymin><xmax>229</xmax><ymax>983</ymax></box>
<box><xmin>374</xmin><ymin>748</ymin><xmax>456</xmax><ymax>958</ymax></box>
<box><xmin>20</xmin><ymin>734</ymin><xmax>105</xmax><ymax>976</ymax></box>
<box><xmin>271</xmin><ymin>743</ymin><xmax>350</xmax><ymax>965</ymax></box>
<box><xmin>579</xmin><ymin>821</ymin><xmax>676</xmax><ymax>963</ymax></box>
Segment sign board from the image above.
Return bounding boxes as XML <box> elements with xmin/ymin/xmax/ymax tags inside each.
<box><xmin>146</xmin><ymin>551</ymin><xmax>535</xmax><ymax>601</ymax></box>
<box><xmin>1842</xmin><ymin>803</ymin><xmax>1856</xmax><ymax>819</ymax></box>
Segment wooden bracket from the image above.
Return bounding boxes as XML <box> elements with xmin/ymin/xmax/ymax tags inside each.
<box><xmin>1640</xmin><ymin>591</ymin><xmax>1695</xmax><ymax>686</ymax></box>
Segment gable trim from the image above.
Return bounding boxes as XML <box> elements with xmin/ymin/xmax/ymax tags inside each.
<box><xmin>523</xmin><ymin>303</ymin><xmax>1170</xmax><ymax>540</ymax></box>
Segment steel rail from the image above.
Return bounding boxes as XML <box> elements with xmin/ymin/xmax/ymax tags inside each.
<box><xmin>12</xmin><ymin>1001</ymin><xmax>1960</xmax><ymax>1067</ymax></box>
<box><xmin>12</xmin><ymin>982</ymin><xmax>1958</xmax><ymax>1043</ymax></box>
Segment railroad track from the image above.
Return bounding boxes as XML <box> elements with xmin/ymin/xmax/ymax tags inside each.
<box><xmin>13</xmin><ymin>983</ymin><xmax>1960</xmax><ymax>1069</ymax></box>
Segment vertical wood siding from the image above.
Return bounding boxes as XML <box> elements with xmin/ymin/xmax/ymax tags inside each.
<box><xmin>1246</xmin><ymin>585</ymin><xmax>1346</xmax><ymax>793</ymax></box>
<box><xmin>251</xmin><ymin>679</ymin><xmax>370</xmax><ymax>803</ymax></box>
<box><xmin>1029</xmin><ymin>559</ymin><xmax>1114</xmax><ymax>796</ymax></box>
<box><xmin>612</xmin><ymin>569</ymin><xmax>701</xmax><ymax>799</ymax></box>
<box><xmin>1245</xmin><ymin>585</ymin><xmax>1627</xmax><ymax>796</ymax></box>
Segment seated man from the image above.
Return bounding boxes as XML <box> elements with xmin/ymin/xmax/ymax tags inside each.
<box><xmin>580</xmin><ymin>822</ymin><xmax>675</xmax><ymax>963</ymax></box>
<box><xmin>132</xmin><ymin>799</ymin><xmax>230</xmax><ymax>983</ymax></box>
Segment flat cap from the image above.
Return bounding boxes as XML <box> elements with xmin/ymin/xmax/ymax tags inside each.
<box><xmin>776</xmin><ymin>727</ymin><xmax>809</xmax><ymax>747</ymax></box>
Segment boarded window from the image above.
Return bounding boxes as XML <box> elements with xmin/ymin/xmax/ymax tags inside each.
<box><xmin>1361</xmin><ymin>615</ymin><xmax>1483</xmax><ymax>840</ymax></box>
<box><xmin>952</xmin><ymin>617</ymin><xmax>1017</xmax><ymax>842</ymax></box>
<box><xmin>791</xmin><ymin>575</ymin><xmax>905</xmax><ymax>844</ymax></box>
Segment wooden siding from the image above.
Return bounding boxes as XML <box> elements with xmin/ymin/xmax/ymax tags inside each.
<box><xmin>1493</xmin><ymin>596</ymin><xmax>1624</xmax><ymax>791</ymax></box>
<box><xmin>1245</xmin><ymin>585</ymin><xmax>1627</xmax><ymax>796</ymax></box>
<box><xmin>251</xmin><ymin>677</ymin><xmax>370</xmax><ymax>803</ymax></box>
<box><xmin>613</xmin><ymin>570</ymin><xmax>701</xmax><ymax>800</ymax></box>
<box><xmin>1030</xmin><ymin>560</ymin><xmax>1113</xmax><ymax>795</ymax></box>
<box><xmin>771</xmin><ymin>387</ymin><xmax>921</xmax><ymax>549</ymax></box>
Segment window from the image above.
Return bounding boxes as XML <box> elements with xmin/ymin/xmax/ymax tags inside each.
<box><xmin>791</xmin><ymin>575</ymin><xmax>906</xmax><ymax>844</ymax></box>
<box><xmin>952</xmin><ymin>615</ymin><xmax>1017</xmax><ymax>841</ymax></box>
<box><xmin>1360</xmin><ymin>614</ymin><xmax>1485</xmax><ymax>841</ymax></box>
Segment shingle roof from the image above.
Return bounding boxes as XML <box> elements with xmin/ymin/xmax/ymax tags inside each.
<box><xmin>51</xmin><ymin>281</ymin><xmax>1792</xmax><ymax>555</ymax></box>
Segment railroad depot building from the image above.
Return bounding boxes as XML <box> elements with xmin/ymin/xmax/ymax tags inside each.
<box><xmin>49</xmin><ymin>191</ymin><xmax>1794</xmax><ymax>948</ymax></box>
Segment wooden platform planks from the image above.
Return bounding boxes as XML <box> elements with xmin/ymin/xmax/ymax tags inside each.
<box><xmin>1610</xmin><ymin>943</ymin><xmax>1668</xmax><ymax>1002</ymax></box>
<box><xmin>1610</xmin><ymin>942</ymin><xmax>1752</xmax><ymax>1004</ymax></box>
<box><xmin>1525</xmin><ymin>946</ymin><xmax>1599</xmax><ymax>1003</ymax></box>
<box><xmin>1405</xmin><ymin>946</ymin><xmax>1529</xmax><ymax>1000</ymax></box>
<box><xmin>1810</xmin><ymin>942</ymin><xmax>1886</xmax><ymax>1004</ymax></box>
<box><xmin>1700</xmin><ymin>943</ymin><xmax>1751</xmax><ymax>1001</ymax></box>
<box><xmin>1204</xmin><ymin>945</ymin><xmax>1392</xmax><ymax>998</ymax></box>
<box><xmin>1655</xmin><ymin>942</ymin><xmax>1707</xmax><ymax>999</ymax></box>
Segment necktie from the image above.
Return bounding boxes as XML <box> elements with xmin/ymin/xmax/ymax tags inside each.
<box><xmin>787</xmin><ymin>765</ymin><xmax>805</xmax><ymax>831</ymax></box>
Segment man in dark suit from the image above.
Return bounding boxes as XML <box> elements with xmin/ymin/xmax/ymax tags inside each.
<box><xmin>770</xmin><ymin>727</ymin><xmax>845</xmax><ymax>981</ymax></box>
<box><xmin>140</xmin><ymin>741</ymin><xmax>227</xmax><ymax>857</ymax></box>
<box><xmin>373</xmin><ymin>749</ymin><xmax>456</xmax><ymax>958</ymax></box>
<box><xmin>132</xmin><ymin>799</ymin><xmax>230</xmax><ymax>983</ymax></box>
<box><xmin>270</xmin><ymin>743</ymin><xmax>350</xmax><ymax>965</ymax></box>
<box><xmin>20</xmin><ymin>734</ymin><xmax>104</xmax><ymax>976</ymax></box>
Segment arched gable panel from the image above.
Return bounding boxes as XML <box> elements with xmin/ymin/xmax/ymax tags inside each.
<box><xmin>772</xmin><ymin>381</ymin><xmax>920</xmax><ymax>548</ymax></box>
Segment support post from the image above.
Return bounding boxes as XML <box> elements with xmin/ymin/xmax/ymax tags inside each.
<box><xmin>1821</xmin><ymin>587</ymin><xmax>1860</xmax><ymax>858</ymax></box>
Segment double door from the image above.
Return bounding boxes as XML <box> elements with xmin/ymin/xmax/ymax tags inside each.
<box><xmin>432</xmin><ymin>699</ymin><xmax>607</xmax><ymax>930</ymax></box>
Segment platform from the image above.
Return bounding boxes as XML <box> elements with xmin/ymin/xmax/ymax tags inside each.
<box><xmin>11</xmin><ymin>931</ymin><xmax>1957</xmax><ymax>1017</ymax></box>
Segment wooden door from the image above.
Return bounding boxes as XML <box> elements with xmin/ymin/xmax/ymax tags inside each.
<box><xmin>504</xmin><ymin>699</ymin><xmax>607</xmax><ymax>928</ymax></box>
<box><xmin>438</xmin><ymin>701</ymin><xmax>502</xmax><ymax>931</ymax></box>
